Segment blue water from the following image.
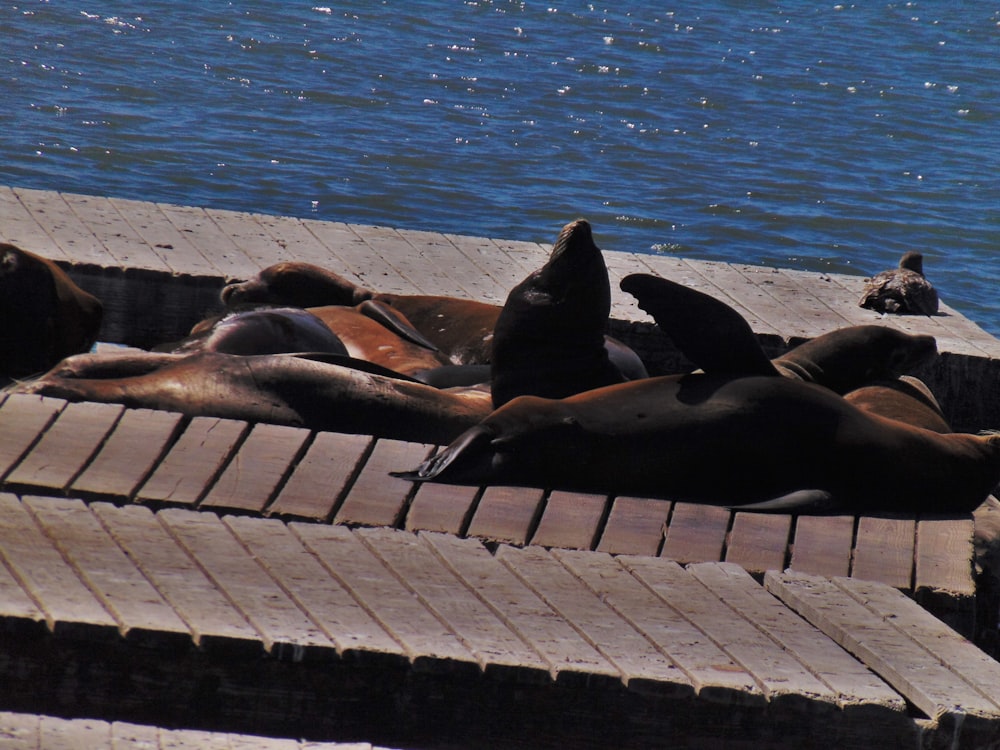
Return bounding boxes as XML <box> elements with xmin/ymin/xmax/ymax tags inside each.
<box><xmin>3</xmin><ymin>2</ymin><xmax>999</xmax><ymax>332</ymax></box>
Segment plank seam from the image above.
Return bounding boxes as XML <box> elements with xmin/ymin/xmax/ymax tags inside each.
<box><xmin>390</xmin><ymin>443</ymin><xmax>440</xmax><ymax>529</ymax></box>
<box><xmin>585</xmin><ymin>495</ymin><xmax>615</xmax><ymax>552</ymax></box>
<box><xmin>321</xmin><ymin>437</ymin><xmax>377</xmax><ymax>523</ymax></box>
<box><xmin>258</xmin><ymin>430</ymin><xmax>318</xmax><ymax>518</ymax></box>
<box><xmin>60</xmin><ymin>409</ymin><xmax>127</xmax><ymax>494</ymax></box>
<box><xmin>656</xmin><ymin>501</ymin><xmax>674</xmax><ymax>558</ymax></box>
<box><xmin>455</xmin><ymin>484</ymin><xmax>487</xmax><ymax>539</ymax></box>
<box><xmin>190</xmin><ymin>423</ymin><xmax>252</xmax><ymax>509</ymax></box>
<box><xmin>522</xmin><ymin>490</ymin><xmax>551</xmax><ymax>548</ymax></box>
<box><xmin>0</xmin><ymin>400</ymin><xmax>66</xmax><ymax>483</ymax></box>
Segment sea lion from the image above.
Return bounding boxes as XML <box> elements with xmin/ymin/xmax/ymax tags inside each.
<box><xmin>158</xmin><ymin>307</ymin><xmax>349</xmax><ymax>357</ymax></box>
<box><xmin>490</xmin><ymin>219</ymin><xmax>632</xmax><ymax>407</ymax></box>
<box><xmin>0</xmin><ymin>243</ymin><xmax>103</xmax><ymax>379</ymax></box>
<box><xmin>860</xmin><ymin>251</ymin><xmax>939</xmax><ymax>315</ymax></box>
<box><xmin>843</xmin><ymin>376</ymin><xmax>952</xmax><ymax>434</ymax></box>
<box><xmin>621</xmin><ymin>272</ymin><xmax>937</xmax><ymax>393</ymax></box>
<box><xmin>395</xmin><ymin>373</ymin><xmax>1000</xmax><ymax>515</ymax></box>
<box><xmin>17</xmin><ymin>350</ymin><xmax>492</xmax><ymax>444</ymax></box>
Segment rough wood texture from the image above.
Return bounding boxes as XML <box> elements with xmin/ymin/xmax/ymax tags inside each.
<box><xmin>529</xmin><ymin>491</ymin><xmax>609</xmax><ymax>550</ymax></box>
<box><xmin>596</xmin><ymin>496</ymin><xmax>669</xmax><ymax>556</ymax></box>
<box><xmin>661</xmin><ymin>502</ymin><xmax>730</xmax><ymax>563</ymax></box>
<box><xmin>0</xmin><ymin>394</ymin><xmax>65</xmax><ymax>479</ymax></box>
<box><xmin>852</xmin><ymin>516</ymin><xmax>915</xmax><ymax>589</ymax></box>
<box><xmin>466</xmin><ymin>485</ymin><xmax>546</xmax><ymax>546</ymax></box>
<box><xmin>725</xmin><ymin>512</ymin><xmax>791</xmax><ymax>575</ymax></box>
<box><xmin>267</xmin><ymin>432</ymin><xmax>371</xmax><ymax>520</ymax></box>
<box><xmin>404</xmin><ymin>481</ymin><xmax>480</xmax><ymax>535</ymax></box>
<box><xmin>333</xmin><ymin>439</ymin><xmax>431</xmax><ymax>527</ymax></box>
<box><xmin>788</xmin><ymin>515</ymin><xmax>855</xmax><ymax>579</ymax></box>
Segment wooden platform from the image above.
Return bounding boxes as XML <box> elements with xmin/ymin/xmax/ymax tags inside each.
<box><xmin>1</xmin><ymin>491</ymin><xmax>999</xmax><ymax>748</ymax></box>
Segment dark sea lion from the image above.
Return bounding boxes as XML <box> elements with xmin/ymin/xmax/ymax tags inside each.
<box><xmin>490</xmin><ymin>219</ymin><xmax>628</xmax><ymax>407</ymax></box>
<box><xmin>844</xmin><ymin>376</ymin><xmax>952</xmax><ymax>434</ymax></box>
<box><xmin>18</xmin><ymin>350</ymin><xmax>492</xmax><ymax>444</ymax></box>
<box><xmin>860</xmin><ymin>251</ymin><xmax>939</xmax><ymax>315</ymax></box>
<box><xmin>158</xmin><ymin>307</ymin><xmax>349</xmax><ymax>357</ymax></box>
<box><xmin>0</xmin><ymin>243</ymin><xmax>103</xmax><ymax>379</ymax></box>
<box><xmin>622</xmin><ymin>272</ymin><xmax>937</xmax><ymax>393</ymax></box>
<box><xmin>395</xmin><ymin>374</ymin><xmax>1000</xmax><ymax>515</ymax></box>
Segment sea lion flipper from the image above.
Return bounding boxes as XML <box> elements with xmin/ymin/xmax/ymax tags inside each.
<box><xmin>391</xmin><ymin>424</ymin><xmax>494</xmax><ymax>482</ymax></box>
<box><xmin>621</xmin><ymin>273</ymin><xmax>777</xmax><ymax>376</ymax></box>
<box><xmin>728</xmin><ymin>489</ymin><xmax>839</xmax><ymax>514</ymax></box>
<box><xmin>357</xmin><ymin>300</ymin><xmax>441</xmax><ymax>352</ymax></box>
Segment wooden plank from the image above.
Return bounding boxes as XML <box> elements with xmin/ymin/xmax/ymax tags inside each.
<box><xmin>0</xmin><ymin>711</ymin><xmax>39</xmax><ymax>750</ymax></box>
<box><xmin>70</xmin><ymin>408</ymin><xmax>183</xmax><ymax>500</ymax></box>
<box><xmin>596</xmin><ymin>496</ymin><xmax>669</xmax><ymax>556</ymax></box>
<box><xmin>442</xmin><ymin>232</ymin><xmax>523</xmax><ymax>303</ymax></box>
<box><xmin>158</xmin><ymin>508</ymin><xmax>335</xmax><ymax>659</ymax></box>
<box><xmin>356</xmin><ymin>527</ymin><xmax>550</xmax><ymax>678</ymax></box>
<box><xmin>404</xmin><ymin>228</ymin><xmax>505</xmax><ymax>301</ymax></box>
<box><xmin>624</xmin><ymin>557</ymin><xmax>835</xmax><ymax>710</ymax></box>
<box><xmin>0</xmin><ymin>523</ymin><xmax>47</xmax><ymax>634</ymax></box>
<box><xmin>767</xmin><ymin>570</ymin><xmax>1000</xmax><ymax>737</ymax></box>
<box><xmin>292</xmin><ymin>523</ymin><xmax>478</xmax><ymax>673</ymax></box>
<box><xmin>301</xmin><ymin>218</ymin><xmax>409</xmax><ymax>293</ymax></box>
<box><xmin>404</xmin><ymin>481</ymin><xmax>480</xmax><ymax>535</ymax></box>
<box><xmin>200</xmin><ymin>422</ymin><xmax>309</xmax><ymax>514</ymax></box>
<box><xmin>851</xmin><ymin>516</ymin><xmax>915</xmax><ymax>589</ymax></box>
<box><xmin>553</xmin><ymin>549</ymin><xmax>753</xmax><ymax>703</ymax></box>
<box><xmin>466</xmin><ymin>485</ymin><xmax>546</xmax><ymax>546</ymax></box>
<box><xmin>0</xmin><ymin>493</ymin><xmax>117</xmax><ymax>639</ymax></box>
<box><xmin>39</xmin><ymin>715</ymin><xmax>111</xmax><ymax>749</ymax></box>
<box><xmin>156</xmin><ymin>201</ymin><xmax>258</xmax><ymax>280</ymax></box>
<box><xmin>788</xmin><ymin>515</ymin><xmax>855</xmax><ymax>579</ymax></box>
<box><xmin>59</xmin><ymin>191</ymin><xmax>171</xmax><ymax>270</ymax></box>
<box><xmin>529</xmin><ymin>491</ymin><xmax>609</xmax><ymax>550</ymax></box>
<box><xmin>661</xmin><ymin>502</ymin><xmax>730</xmax><ymax>563</ymax></box>
<box><xmin>687</xmin><ymin>562</ymin><xmax>904</xmax><ymax>711</ymax></box>
<box><xmin>724</xmin><ymin>512</ymin><xmax>791</xmax><ymax>574</ymax></box>
<box><xmin>136</xmin><ymin>416</ymin><xmax>246</xmax><ymax>506</ymax></box>
<box><xmin>12</xmin><ymin>187</ymin><xmax>114</xmax><ymax>267</ymax></box>
<box><xmin>224</xmin><ymin>517</ymin><xmax>405</xmax><ymax>662</ymax></box>
<box><xmin>420</xmin><ymin>531</ymin><xmax>619</xmax><ymax>683</ymax></box>
<box><xmin>109</xmin><ymin>720</ymin><xmax>159</xmax><ymax>749</ymax></box>
<box><xmin>342</xmin><ymin>224</ymin><xmax>431</xmax><ymax>295</ymax></box>
<box><xmin>91</xmin><ymin>503</ymin><xmax>263</xmax><ymax>652</ymax></box>
<box><xmin>0</xmin><ymin>185</ymin><xmax>65</xmax><ymax>258</ymax></box>
<box><xmin>24</xmin><ymin>497</ymin><xmax>191</xmax><ymax>647</ymax></box>
<box><xmin>267</xmin><ymin>431</ymin><xmax>371</xmax><ymax>520</ymax></box>
<box><xmin>108</xmin><ymin>196</ymin><xmax>217</xmax><ymax>277</ymax></box>
<box><xmin>333</xmin><ymin>439</ymin><xmax>431</xmax><ymax>527</ymax></box>
<box><xmin>914</xmin><ymin>516</ymin><xmax>976</xmax><ymax>597</ymax></box>
<box><xmin>496</xmin><ymin>545</ymin><xmax>684</xmax><ymax>691</ymax></box>
<box><xmin>205</xmin><ymin>207</ymin><xmax>295</xmax><ymax>270</ymax></box>
<box><xmin>5</xmin><ymin>401</ymin><xmax>123</xmax><ymax>493</ymax></box>
<box><xmin>0</xmin><ymin>393</ymin><xmax>65</xmax><ymax>479</ymax></box>
<box><xmin>251</xmin><ymin>212</ymin><xmax>344</xmax><ymax>269</ymax></box>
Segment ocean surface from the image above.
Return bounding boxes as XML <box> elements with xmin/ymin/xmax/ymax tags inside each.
<box><xmin>3</xmin><ymin>2</ymin><xmax>999</xmax><ymax>332</ymax></box>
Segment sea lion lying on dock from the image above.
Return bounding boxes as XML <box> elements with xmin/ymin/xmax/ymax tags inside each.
<box><xmin>395</xmin><ymin>373</ymin><xmax>1000</xmax><ymax>514</ymax></box>
<box><xmin>0</xmin><ymin>243</ymin><xmax>103</xmax><ymax>380</ymax></box>
<box><xmin>17</xmin><ymin>350</ymin><xmax>492</xmax><ymax>444</ymax></box>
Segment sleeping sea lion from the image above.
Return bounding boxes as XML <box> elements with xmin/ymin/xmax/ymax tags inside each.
<box><xmin>395</xmin><ymin>373</ymin><xmax>1000</xmax><ymax>515</ymax></box>
<box><xmin>0</xmin><ymin>243</ymin><xmax>103</xmax><ymax>379</ymax></box>
<box><xmin>843</xmin><ymin>376</ymin><xmax>952</xmax><ymax>434</ymax></box>
<box><xmin>859</xmin><ymin>251</ymin><xmax>939</xmax><ymax>315</ymax></box>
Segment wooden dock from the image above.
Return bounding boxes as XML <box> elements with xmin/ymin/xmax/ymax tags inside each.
<box><xmin>4</xmin><ymin>186</ymin><xmax>1000</xmax><ymax>747</ymax></box>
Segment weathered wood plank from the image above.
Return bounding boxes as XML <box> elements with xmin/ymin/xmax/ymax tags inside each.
<box><xmin>914</xmin><ymin>516</ymin><xmax>976</xmax><ymax>597</ymax></box>
<box><xmin>596</xmin><ymin>496</ymin><xmax>669</xmax><ymax>556</ymax></box>
<box><xmin>0</xmin><ymin>185</ymin><xmax>66</xmax><ymax>259</ymax></box>
<box><xmin>356</xmin><ymin>527</ymin><xmax>550</xmax><ymax>678</ymax></box>
<box><xmin>725</xmin><ymin>512</ymin><xmax>791</xmax><ymax>574</ymax></box>
<box><xmin>202</xmin><ymin>207</ymin><xmax>291</xmax><ymax>270</ymax></box>
<box><xmin>158</xmin><ymin>508</ymin><xmax>335</xmax><ymax>659</ymax></box>
<box><xmin>301</xmin><ymin>219</ymin><xmax>411</xmax><ymax>294</ymax></box>
<box><xmin>554</xmin><ymin>550</ymin><xmax>752</xmax><ymax>702</ymax></box>
<box><xmin>687</xmin><ymin>562</ymin><xmax>905</xmax><ymax>711</ymax></box>
<box><xmin>406</xmin><ymin>228</ymin><xmax>506</xmax><ymax>302</ymax></box>
<box><xmin>0</xmin><ymin>710</ymin><xmax>39</xmax><ymax>750</ymax></box>
<box><xmin>200</xmin><ymin>423</ymin><xmax>309</xmax><ymax>514</ymax></box>
<box><xmin>0</xmin><ymin>393</ymin><xmax>65</xmax><ymax>479</ymax></box>
<box><xmin>661</xmin><ymin>502</ymin><xmax>730</xmax><ymax>564</ymax></box>
<box><xmin>39</xmin><ymin>715</ymin><xmax>111</xmax><ymax>749</ymax></box>
<box><xmin>157</xmin><ymin>201</ymin><xmax>259</xmax><ymax>280</ymax></box>
<box><xmin>0</xmin><ymin>518</ymin><xmax>47</xmax><ymax>634</ymax></box>
<box><xmin>333</xmin><ymin>439</ymin><xmax>432</xmax><ymax>527</ymax></box>
<box><xmin>497</xmin><ymin>545</ymin><xmax>684</xmax><ymax>691</ymax></box>
<box><xmin>91</xmin><ymin>503</ymin><xmax>263</xmax><ymax>652</ymax></box>
<box><xmin>292</xmin><ymin>523</ymin><xmax>478</xmax><ymax>673</ymax></box>
<box><xmin>420</xmin><ymin>531</ymin><xmax>619</xmax><ymax>684</ymax></box>
<box><xmin>788</xmin><ymin>515</ymin><xmax>855</xmax><ymax>579</ymax></box>
<box><xmin>767</xmin><ymin>570</ymin><xmax>1000</xmax><ymax>739</ymax></box>
<box><xmin>267</xmin><ymin>431</ymin><xmax>371</xmax><ymax>520</ymax></box>
<box><xmin>251</xmin><ymin>212</ymin><xmax>344</xmax><ymax>269</ymax></box>
<box><xmin>70</xmin><ymin>408</ymin><xmax>183</xmax><ymax>500</ymax></box>
<box><xmin>404</xmin><ymin>481</ymin><xmax>480</xmax><ymax>535</ymax></box>
<box><xmin>108</xmin><ymin>196</ymin><xmax>217</xmax><ymax>277</ymax></box>
<box><xmin>224</xmin><ymin>517</ymin><xmax>405</xmax><ymax>662</ymax></box>
<box><xmin>529</xmin><ymin>491</ymin><xmax>609</xmax><ymax>550</ymax></box>
<box><xmin>58</xmin><ymin>191</ymin><xmax>171</xmax><ymax>270</ymax></box>
<box><xmin>24</xmin><ymin>497</ymin><xmax>191</xmax><ymax>647</ymax></box>
<box><xmin>851</xmin><ymin>516</ymin><xmax>915</xmax><ymax>589</ymax></box>
<box><xmin>136</xmin><ymin>416</ymin><xmax>246</xmax><ymax>506</ymax></box>
<box><xmin>12</xmin><ymin>187</ymin><xmax>113</xmax><ymax>267</ymax></box>
<box><xmin>5</xmin><ymin>401</ymin><xmax>123</xmax><ymax>493</ymax></box>
<box><xmin>351</xmin><ymin>224</ymin><xmax>458</xmax><ymax>297</ymax></box>
<box><xmin>0</xmin><ymin>493</ymin><xmax>117</xmax><ymax>639</ymax></box>
<box><xmin>466</xmin><ymin>485</ymin><xmax>546</xmax><ymax>546</ymax></box>
<box><xmin>441</xmin><ymin>232</ymin><xmax>522</xmax><ymax>303</ymax></box>
<box><xmin>626</xmin><ymin>557</ymin><xmax>833</xmax><ymax>710</ymax></box>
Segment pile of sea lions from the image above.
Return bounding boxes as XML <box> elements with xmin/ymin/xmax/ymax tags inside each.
<box><xmin>5</xmin><ymin>220</ymin><xmax>997</xmax><ymax>515</ymax></box>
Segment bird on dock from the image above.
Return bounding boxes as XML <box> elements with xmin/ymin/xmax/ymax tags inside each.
<box><xmin>859</xmin><ymin>251</ymin><xmax>939</xmax><ymax>315</ymax></box>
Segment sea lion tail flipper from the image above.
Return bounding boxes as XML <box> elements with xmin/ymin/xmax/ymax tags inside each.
<box><xmin>358</xmin><ymin>300</ymin><xmax>441</xmax><ymax>352</ymax></box>
<box><xmin>391</xmin><ymin>425</ymin><xmax>495</xmax><ymax>483</ymax></box>
<box><xmin>728</xmin><ymin>489</ymin><xmax>839</xmax><ymax>514</ymax></box>
<box><xmin>620</xmin><ymin>273</ymin><xmax>777</xmax><ymax>376</ymax></box>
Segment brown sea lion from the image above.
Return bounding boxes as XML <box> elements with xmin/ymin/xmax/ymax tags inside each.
<box><xmin>0</xmin><ymin>243</ymin><xmax>103</xmax><ymax>379</ymax></box>
<box><xmin>843</xmin><ymin>376</ymin><xmax>952</xmax><ymax>434</ymax></box>
<box><xmin>18</xmin><ymin>350</ymin><xmax>492</xmax><ymax>444</ymax></box>
<box><xmin>860</xmin><ymin>251</ymin><xmax>939</xmax><ymax>315</ymax></box>
<box><xmin>621</xmin><ymin>273</ymin><xmax>937</xmax><ymax>393</ymax></box>
<box><xmin>490</xmin><ymin>219</ymin><xmax>634</xmax><ymax>407</ymax></box>
<box><xmin>395</xmin><ymin>374</ymin><xmax>1000</xmax><ymax>515</ymax></box>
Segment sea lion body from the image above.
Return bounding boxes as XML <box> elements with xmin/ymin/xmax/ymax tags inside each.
<box><xmin>0</xmin><ymin>243</ymin><xmax>103</xmax><ymax>379</ymax></box>
<box><xmin>399</xmin><ymin>374</ymin><xmax>1000</xmax><ymax>514</ymax></box>
<box><xmin>844</xmin><ymin>376</ymin><xmax>951</xmax><ymax>434</ymax></box>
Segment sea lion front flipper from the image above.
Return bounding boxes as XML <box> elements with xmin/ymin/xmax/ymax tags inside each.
<box><xmin>728</xmin><ymin>489</ymin><xmax>839</xmax><ymax>515</ymax></box>
<box><xmin>357</xmin><ymin>300</ymin><xmax>441</xmax><ymax>352</ymax></box>
<box><xmin>391</xmin><ymin>424</ymin><xmax>495</xmax><ymax>483</ymax></box>
<box><xmin>621</xmin><ymin>273</ymin><xmax>778</xmax><ymax>376</ymax></box>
